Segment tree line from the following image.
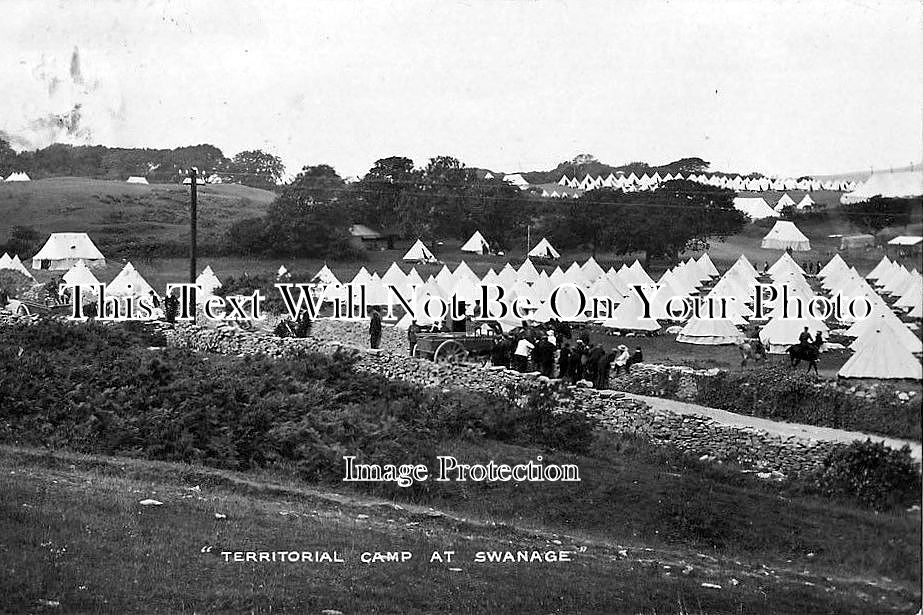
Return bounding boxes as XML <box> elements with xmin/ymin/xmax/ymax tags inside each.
<box><xmin>0</xmin><ymin>139</ymin><xmax>284</xmax><ymax>189</ymax></box>
<box><xmin>225</xmin><ymin>155</ymin><xmax>749</xmax><ymax>265</ymax></box>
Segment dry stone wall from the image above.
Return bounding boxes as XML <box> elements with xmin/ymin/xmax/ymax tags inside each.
<box><xmin>165</xmin><ymin>320</ymin><xmax>844</xmax><ymax>477</ymax></box>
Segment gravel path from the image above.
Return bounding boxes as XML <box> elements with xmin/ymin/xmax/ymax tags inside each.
<box><xmin>620</xmin><ymin>392</ymin><xmax>923</xmax><ymax>462</ymax></box>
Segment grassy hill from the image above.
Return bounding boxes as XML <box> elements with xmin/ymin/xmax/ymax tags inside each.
<box><xmin>0</xmin><ymin>177</ymin><xmax>276</xmax><ymax>257</ymax></box>
<box><xmin>0</xmin><ymin>321</ymin><xmax>919</xmax><ymax>613</ymax></box>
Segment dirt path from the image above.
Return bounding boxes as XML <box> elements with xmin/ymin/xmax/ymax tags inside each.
<box><xmin>620</xmin><ymin>392</ymin><xmax>923</xmax><ymax>462</ymax></box>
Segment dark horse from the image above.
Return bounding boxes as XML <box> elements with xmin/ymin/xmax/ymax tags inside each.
<box><xmin>786</xmin><ymin>342</ymin><xmax>820</xmax><ymax>375</ymax></box>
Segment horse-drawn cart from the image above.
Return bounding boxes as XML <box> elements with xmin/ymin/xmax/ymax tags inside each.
<box><xmin>4</xmin><ymin>297</ymin><xmax>72</xmax><ymax>317</ymax></box>
<box><xmin>411</xmin><ymin>331</ymin><xmax>497</xmax><ymax>364</ymax></box>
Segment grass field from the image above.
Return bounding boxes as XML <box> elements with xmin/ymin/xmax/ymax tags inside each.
<box><xmin>0</xmin><ymin>177</ymin><xmax>275</xmax><ymax>256</ymax></box>
<box><xmin>2</xmin><ymin>445</ymin><xmax>920</xmax><ymax>614</ymax></box>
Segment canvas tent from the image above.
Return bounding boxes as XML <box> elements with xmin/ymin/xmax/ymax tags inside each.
<box><xmin>676</xmin><ymin>318</ymin><xmax>744</xmax><ymax>345</ymax></box>
<box><xmin>62</xmin><ymin>260</ymin><xmax>101</xmax><ymax>295</ymax></box>
<box><xmin>838</xmin><ymin>327</ymin><xmax>922</xmax><ymax>380</ymax></box>
<box><xmin>840</xmin><ymin>169</ymin><xmax>923</xmax><ymax>204</ymax></box>
<box><xmin>733</xmin><ymin>197</ymin><xmax>779</xmax><ymax>220</ymax></box>
<box><xmin>126</xmin><ymin>176</ymin><xmax>149</xmax><ymax>184</ymax></box>
<box><xmin>774</xmin><ymin>193</ymin><xmax>797</xmax><ymax>211</ymax></box>
<box><xmin>195</xmin><ymin>266</ymin><xmax>222</xmax><ymax>296</ymax></box>
<box><xmin>106</xmin><ymin>262</ymin><xmax>156</xmax><ymax>299</ymax></box>
<box><xmin>460</xmin><ymin>231</ymin><xmax>490</xmax><ymax>254</ymax></box>
<box><xmin>796</xmin><ymin>194</ymin><xmax>815</xmax><ymax>210</ymax></box>
<box><xmin>697</xmin><ymin>253</ymin><xmax>719</xmax><ymax>277</ymax></box>
<box><xmin>31</xmin><ymin>233</ymin><xmax>106</xmax><ymax>270</ymax></box>
<box><xmin>5</xmin><ymin>172</ymin><xmax>30</xmax><ymax>182</ymax></box>
<box><xmin>760</xmin><ymin>221</ymin><xmax>811</xmax><ymax>251</ymax></box>
<box><xmin>528</xmin><ymin>237</ymin><xmax>560</xmax><ymax>259</ymax></box>
<box><xmin>759</xmin><ymin>316</ymin><xmax>828</xmax><ymax>353</ymax></box>
<box><xmin>402</xmin><ymin>240</ymin><xmax>436</xmax><ymax>262</ymax></box>
<box><xmin>1</xmin><ymin>254</ymin><xmax>35</xmax><ymax>280</ymax></box>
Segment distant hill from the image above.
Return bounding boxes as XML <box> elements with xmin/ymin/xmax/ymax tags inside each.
<box><xmin>0</xmin><ymin>177</ymin><xmax>276</xmax><ymax>258</ymax></box>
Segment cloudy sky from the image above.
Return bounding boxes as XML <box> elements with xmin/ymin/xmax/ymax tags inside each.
<box><xmin>1</xmin><ymin>0</ymin><xmax>920</xmax><ymax>178</ymax></box>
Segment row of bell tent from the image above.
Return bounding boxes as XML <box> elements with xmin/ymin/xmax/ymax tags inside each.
<box><xmin>3</xmin><ymin>232</ymin><xmax>919</xmax><ymax>380</ymax></box>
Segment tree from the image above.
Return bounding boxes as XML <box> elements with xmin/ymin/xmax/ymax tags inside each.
<box><xmin>226</xmin><ymin>150</ymin><xmax>285</xmax><ymax>190</ymax></box>
<box><xmin>4</xmin><ymin>226</ymin><xmax>41</xmax><ymax>257</ymax></box>
<box><xmin>468</xmin><ymin>177</ymin><xmax>529</xmax><ymax>251</ymax></box>
<box><xmin>260</xmin><ymin>166</ymin><xmax>353</xmax><ymax>258</ymax></box>
<box><xmin>222</xmin><ymin>165</ymin><xmax>354</xmax><ymax>258</ymax></box>
<box><xmin>551</xmin><ymin>181</ymin><xmax>745</xmax><ymax>265</ymax></box>
<box><xmin>0</xmin><ymin>137</ymin><xmax>20</xmax><ymax>178</ymax></box>
<box><xmin>612</xmin><ymin>181</ymin><xmax>744</xmax><ymax>264</ymax></box>
<box><xmin>841</xmin><ymin>197</ymin><xmax>920</xmax><ymax>234</ymax></box>
<box><xmin>661</xmin><ymin>157</ymin><xmax>710</xmax><ymax>176</ymax></box>
<box><xmin>355</xmin><ymin>157</ymin><xmax>421</xmax><ymax>233</ymax></box>
<box><xmin>422</xmin><ymin>156</ymin><xmax>474</xmax><ymax>237</ymax></box>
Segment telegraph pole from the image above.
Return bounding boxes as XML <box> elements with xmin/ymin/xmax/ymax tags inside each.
<box><xmin>189</xmin><ymin>167</ymin><xmax>198</xmax><ymax>283</ymax></box>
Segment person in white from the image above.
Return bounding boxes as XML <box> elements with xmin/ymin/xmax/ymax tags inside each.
<box><xmin>513</xmin><ymin>336</ymin><xmax>535</xmax><ymax>372</ymax></box>
<box><xmin>613</xmin><ymin>345</ymin><xmax>630</xmax><ymax>375</ymax></box>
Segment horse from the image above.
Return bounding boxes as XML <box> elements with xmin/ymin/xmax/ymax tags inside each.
<box><xmin>737</xmin><ymin>340</ymin><xmax>767</xmax><ymax>368</ymax></box>
<box><xmin>786</xmin><ymin>342</ymin><xmax>820</xmax><ymax>375</ymax></box>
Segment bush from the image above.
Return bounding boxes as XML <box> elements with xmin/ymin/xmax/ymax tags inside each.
<box><xmin>813</xmin><ymin>440</ymin><xmax>921</xmax><ymax>510</ymax></box>
<box><xmin>693</xmin><ymin>366</ymin><xmax>922</xmax><ymax>441</ymax></box>
<box><xmin>0</xmin><ymin>321</ymin><xmax>595</xmax><ymax>488</ymax></box>
<box><xmin>0</xmin><ymin>270</ymin><xmax>35</xmax><ymax>299</ymax></box>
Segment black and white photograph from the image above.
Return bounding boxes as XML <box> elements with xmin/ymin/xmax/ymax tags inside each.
<box><xmin>1</xmin><ymin>1</ymin><xmax>921</xmax><ymax>613</ymax></box>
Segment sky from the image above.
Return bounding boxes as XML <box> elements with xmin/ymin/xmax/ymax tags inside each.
<box><xmin>1</xmin><ymin>0</ymin><xmax>921</xmax><ymax>179</ymax></box>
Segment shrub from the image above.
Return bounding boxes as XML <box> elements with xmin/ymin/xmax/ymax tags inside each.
<box><xmin>0</xmin><ymin>321</ymin><xmax>595</xmax><ymax>489</ymax></box>
<box><xmin>0</xmin><ymin>270</ymin><xmax>35</xmax><ymax>299</ymax></box>
<box><xmin>813</xmin><ymin>440</ymin><xmax>921</xmax><ymax>510</ymax></box>
<box><xmin>693</xmin><ymin>365</ymin><xmax>921</xmax><ymax>441</ymax></box>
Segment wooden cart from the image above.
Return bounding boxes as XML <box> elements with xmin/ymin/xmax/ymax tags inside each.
<box><xmin>411</xmin><ymin>331</ymin><xmax>498</xmax><ymax>364</ymax></box>
<box><xmin>5</xmin><ymin>297</ymin><xmax>72</xmax><ymax>317</ymax></box>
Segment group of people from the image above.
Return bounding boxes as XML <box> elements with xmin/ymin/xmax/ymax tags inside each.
<box><xmin>761</xmin><ymin>258</ymin><xmax>825</xmax><ymax>275</ymax></box>
<box><xmin>379</xmin><ymin>311</ymin><xmax>645</xmax><ymax>390</ymax></box>
<box><xmin>490</xmin><ymin>325</ymin><xmax>643</xmax><ymax>390</ymax></box>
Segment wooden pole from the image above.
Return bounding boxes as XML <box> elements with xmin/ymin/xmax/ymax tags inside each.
<box><xmin>189</xmin><ymin>167</ymin><xmax>198</xmax><ymax>283</ymax></box>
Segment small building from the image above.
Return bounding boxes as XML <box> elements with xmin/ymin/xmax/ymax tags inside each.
<box><xmin>887</xmin><ymin>235</ymin><xmax>923</xmax><ymax>257</ymax></box>
<box><xmin>348</xmin><ymin>224</ymin><xmax>389</xmax><ymax>250</ymax></box>
<box><xmin>839</xmin><ymin>234</ymin><xmax>875</xmax><ymax>250</ymax></box>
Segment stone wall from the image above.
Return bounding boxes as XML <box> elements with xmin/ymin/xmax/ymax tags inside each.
<box><xmin>164</xmin><ymin>320</ymin><xmax>846</xmax><ymax>477</ymax></box>
<box><xmin>563</xmin><ymin>388</ymin><xmax>836</xmax><ymax>476</ymax></box>
<box><xmin>610</xmin><ymin>363</ymin><xmax>708</xmax><ymax>400</ymax></box>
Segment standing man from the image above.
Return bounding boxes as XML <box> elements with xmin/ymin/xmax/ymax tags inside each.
<box><xmin>512</xmin><ymin>334</ymin><xmax>534</xmax><ymax>372</ymax></box>
<box><xmin>369</xmin><ymin>307</ymin><xmax>383</xmax><ymax>350</ymax></box>
<box><xmin>586</xmin><ymin>343</ymin><xmax>605</xmax><ymax>384</ymax></box>
<box><xmin>536</xmin><ymin>336</ymin><xmax>555</xmax><ymax>377</ymax></box>
<box><xmin>558</xmin><ymin>342</ymin><xmax>571</xmax><ymax>380</ymax></box>
<box><xmin>595</xmin><ymin>349</ymin><xmax>614</xmax><ymax>389</ymax></box>
<box><xmin>407</xmin><ymin>320</ymin><xmax>421</xmax><ymax>356</ymax></box>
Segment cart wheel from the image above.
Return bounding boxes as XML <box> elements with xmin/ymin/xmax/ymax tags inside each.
<box><xmin>433</xmin><ymin>340</ymin><xmax>468</xmax><ymax>364</ymax></box>
<box><xmin>411</xmin><ymin>343</ymin><xmax>420</xmax><ymax>358</ymax></box>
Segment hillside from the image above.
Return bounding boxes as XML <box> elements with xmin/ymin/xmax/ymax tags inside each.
<box><xmin>0</xmin><ymin>321</ymin><xmax>919</xmax><ymax>613</ymax></box>
<box><xmin>0</xmin><ymin>177</ymin><xmax>276</xmax><ymax>257</ymax></box>
<box><xmin>3</xmin><ymin>445</ymin><xmax>919</xmax><ymax>614</ymax></box>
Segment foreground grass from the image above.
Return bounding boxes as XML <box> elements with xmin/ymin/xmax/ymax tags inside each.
<box><xmin>2</xmin><ymin>446</ymin><xmax>919</xmax><ymax>615</ymax></box>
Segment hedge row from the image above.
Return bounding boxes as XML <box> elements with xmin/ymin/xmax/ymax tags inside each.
<box><xmin>692</xmin><ymin>366</ymin><xmax>922</xmax><ymax>441</ymax></box>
